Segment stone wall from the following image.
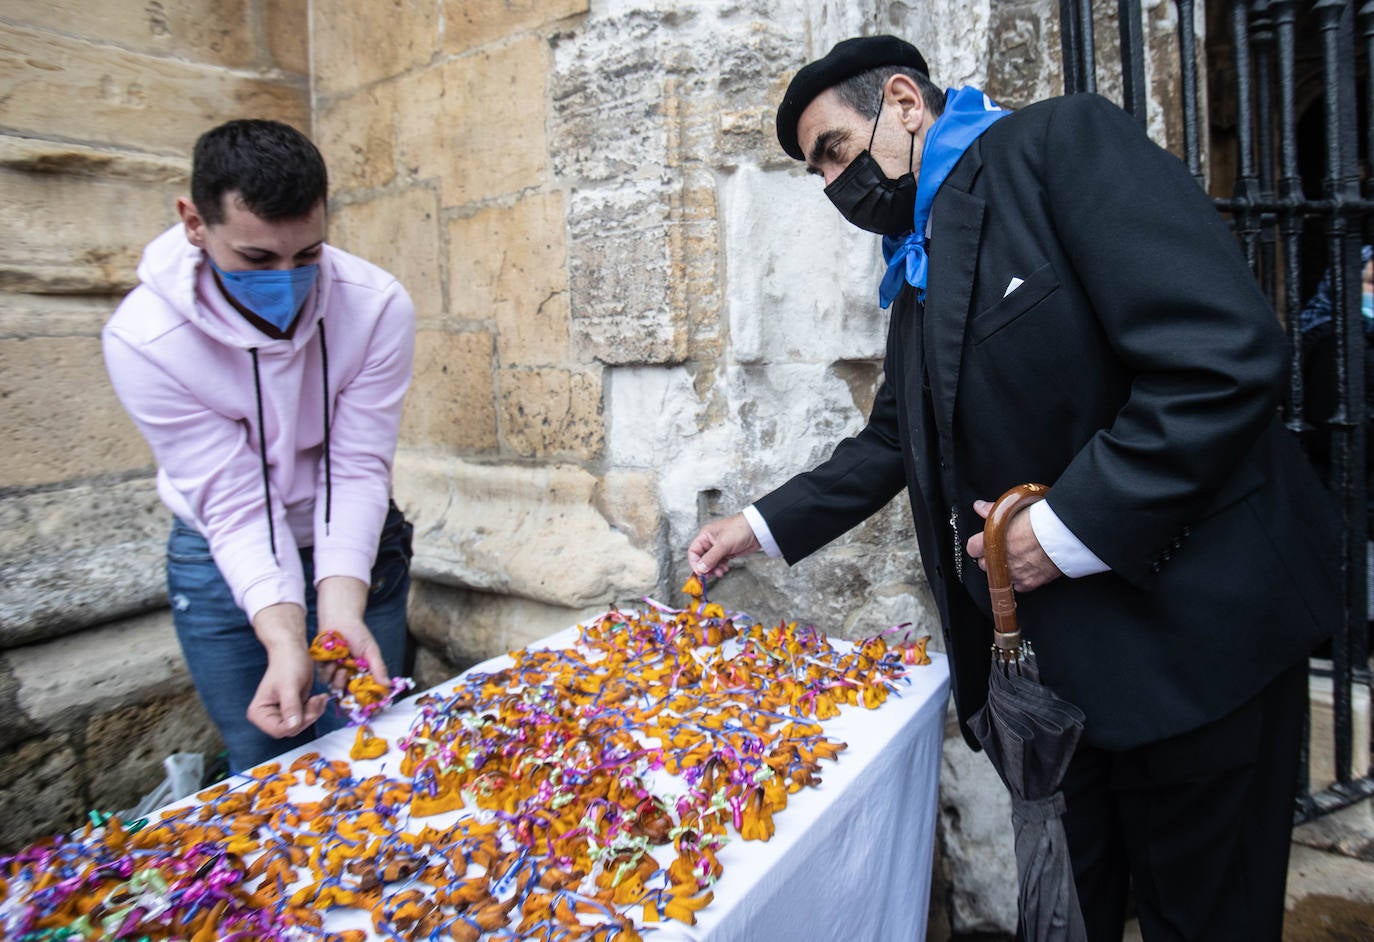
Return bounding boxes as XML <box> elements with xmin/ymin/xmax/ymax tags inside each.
<box><xmin>1</xmin><ymin>0</ymin><xmax>1208</xmax><ymax>935</ymax></box>
<box><xmin>0</xmin><ymin>1</ymin><xmax>308</xmax><ymax>850</ymax></box>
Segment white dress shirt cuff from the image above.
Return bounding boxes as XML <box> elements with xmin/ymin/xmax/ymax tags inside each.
<box><xmin>742</xmin><ymin>504</ymin><xmax>783</xmax><ymax>559</ymax></box>
<box><xmin>1029</xmin><ymin>500</ymin><xmax>1110</xmax><ymax>578</ymax></box>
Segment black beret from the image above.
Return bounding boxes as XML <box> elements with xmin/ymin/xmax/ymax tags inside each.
<box><xmin>776</xmin><ymin>35</ymin><xmax>930</xmax><ymax>161</ymax></box>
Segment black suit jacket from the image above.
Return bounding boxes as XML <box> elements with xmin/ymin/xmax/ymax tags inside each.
<box><xmin>755</xmin><ymin>94</ymin><xmax>1338</xmax><ymax>750</ymax></box>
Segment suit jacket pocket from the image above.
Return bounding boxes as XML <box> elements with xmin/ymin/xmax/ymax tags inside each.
<box><xmin>970</xmin><ymin>262</ymin><xmax>1059</xmax><ymax>344</ymax></box>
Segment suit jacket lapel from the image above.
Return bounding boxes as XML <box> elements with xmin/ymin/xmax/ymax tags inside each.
<box><xmin>894</xmin><ymin>291</ymin><xmax>935</xmax><ymax>507</ymax></box>
<box><xmin>925</xmin><ymin>147</ymin><xmax>987</xmax><ymax>447</ymax></box>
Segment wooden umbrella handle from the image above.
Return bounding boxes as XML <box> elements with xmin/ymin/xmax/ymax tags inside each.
<box><xmin>984</xmin><ymin>482</ymin><xmax>1049</xmax><ymax>655</ymax></box>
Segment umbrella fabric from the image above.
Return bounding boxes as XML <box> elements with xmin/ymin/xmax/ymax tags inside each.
<box><xmin>970</xmin><ymin>649</ymin><xmax>1087</xmax><ymax>942</ymax></box>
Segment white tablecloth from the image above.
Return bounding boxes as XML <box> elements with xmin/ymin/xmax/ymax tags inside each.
<box><xmin>198</xmin><ymin>627</ymin><xmax>950</xmax><ymax>941</ymax></box>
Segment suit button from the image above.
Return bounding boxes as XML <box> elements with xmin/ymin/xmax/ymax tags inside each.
<box><xmin>1150</xmin><ymin>561</ymin><xmax>1162</xmax><ymax>574</ymax></box>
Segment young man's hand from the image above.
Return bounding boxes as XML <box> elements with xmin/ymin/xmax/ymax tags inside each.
<box><xmin>247</xmin><ymin>602</ymin><xmax>327</xmax><ymax>737</ymax></box>
<box><xmin>316</xmin><ymin>575</ymin><xmax>390</xmax><ymax>690</ymax></box>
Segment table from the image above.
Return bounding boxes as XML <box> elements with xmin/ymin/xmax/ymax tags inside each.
<box><xmin>181</xmin><ymin>624</ymin><xmax>950</xmax><ymax>940</ymax></box>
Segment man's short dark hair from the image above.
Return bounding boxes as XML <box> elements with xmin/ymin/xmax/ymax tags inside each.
<box><xmin>191</xmin><ymin>119</ymin><xmax>328</xmax><ymax>226</ymax></box>
<box><xmin>833</xmin><ymin>66</ymin><xmax>946</xmax><ymax>121</ymax></box>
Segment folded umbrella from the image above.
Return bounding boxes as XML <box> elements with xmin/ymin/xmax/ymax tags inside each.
<box><xmin>968</xmin><ymin>483</ymin><xmax>1087</xmax><ymax>942</ymax></box>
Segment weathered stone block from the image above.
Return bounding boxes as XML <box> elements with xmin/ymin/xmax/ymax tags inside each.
<box><xmin>443</xmin><ymin>0</ymin><xmax>588</xmax><ymax>55</ymax></box>
<box><xmin>264</xmin><ymin>0</ymin><xmax>310</xmax><ymax>74</ymax></box>
<box><xmin>399</xmin><ymin>328</ymin><xmax>498</xmax><ymax>453</ymax></box>
<box><xmin>593</xmin><ymin>470</ymin><xmax>662</xmax><ymax>547</ymax></box>
<box><xmin>0</xmin><ymin>136</ymin><xmax>188</xmax><ymax>184</ymax></box>
<box><xmin>496</xmin><ymin>367</ymin><xmax>603</xmax><ymax>461</ymax></box>
<box><xmin>0</xmin><ymin>735</ymin><xmax>83</xmax><ymax>854</ymax></box>
<box><xmin>311</xmin><ymin>0</ymin><xmax>439</xmax><ymax>95</ymax></box>
<box><xmin>6</xmin><ymin>610</ymin><xmax>188</xmax><ymax>730</ymax></box>
<box><xmin>567</xmin><ymin>183</ymin><xmax>687</xmax><ymax>365</ymax></box>
<box><xmin>707</xmin><ymin>24</ymin><xmax>802</xmax><ymax>164</ymax></box>
<box><xmin>408</xmin><ymin>579</ymin><xmax>603</xmax><ymax>668</ymax></box>
<box><xmin>393</xmin><ymin>451</ymin><xmax>659</xmax><ymax>607</ymax></box>
<box><xmin>392</xmin><ymin>40</ymin><xmax>547</xmax><ymax>208</ymax></box>
<box><xmin>602</xmin><ymin>361</ymin><xmax>931</xmax><ymax>639</ymax></box>
<box><xmin>0</xmin><ymin>24</ymin><xmax>307</xmax><ymax>153</ymax></box>
<box><xmin>0</xmin><ymin>476</ymin><xmax>167</xmax><ymax>648</ymax></box>
<box><xmin>0</xmin><ymin>167</ymin><xmax>174</xmax><ymax>295</ymax></box>
<box><xmin>671</xmin><ymin>175</ymin><xmax>725</xmax><ymax>365</ymax></box>
<box><xmin>447</xmin><ymin>192</ymin><xmax>570</xmax><ymax>365</ymax></box>
<box><xmin>392</xmin><ymin>64</ymin><xmax>449</xmax><ymax>184</ymax></box>
<box><xmin>410</xmin><ymin>643</ymin><xmax>468</xmax><ymax>694</ymax></box>
<box><xmin>986</xmin><ymin>2</ymin><xmax>1055</xmax><ymax>108</ymax></box>
<box><xmin>550</xmin><ymin>12</ymin><xmax>669</xmax><ymax>186</ymax></box>
<box><xmin>0</xmin><ymin>337</ymin><xmax>153</xmax><ymax>489</ymax></box>
<box><xmin>939</xmin><ymin>736</ymin><xmax>1018</xmax><ymax>936</ymax></box>
<box><xmin>316</xmin><ymin>82</ymin><xmax>398</xmax><ymax>194</ymax></box>
<box><xmin>719</xmin><ymin>164</ymin><xmax>886</xmax><ymax>365</ymax></box>
<box><xmin>0</xmin><ymin>661</ymin><xmax>40</xmax><ymax>750</ymax></box>
<box><xmin>330</xmin><ymin>186</ymin><xmax>443</xmax><ymax>322</ymax></box>
<box><xmin>0</xmin><ymin>293</ymin><xmax>123</xmax><ymax>341</ymax></box>
<box><xmin>84</xmin><ymin>689</ymin><xmax>220</xmax><ymax>818</ymax></box>
<box><xmin>3</xmin><ymin>0</ymin><xmax>257</xmax><ymax>70</ymax></box>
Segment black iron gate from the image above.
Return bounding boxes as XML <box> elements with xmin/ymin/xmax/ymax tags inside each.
<box><xmin>1057</xmin><ymin>0</ymin><xmax>1374</xmax><ymax>820</ymax></box>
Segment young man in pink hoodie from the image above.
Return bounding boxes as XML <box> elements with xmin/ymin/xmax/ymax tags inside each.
<box><xmin>104</xmin><ymin>120</ymin><xmax>416</xmax><ymax>772</ymax></box>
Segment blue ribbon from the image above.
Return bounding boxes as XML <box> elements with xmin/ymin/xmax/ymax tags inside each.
<box><xmin>878</xmin><ymin>87</ymin><xmax>1011</xmax><ymax>309</ymax></box>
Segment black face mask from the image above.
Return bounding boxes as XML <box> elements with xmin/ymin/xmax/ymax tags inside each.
<box><xmin>822</xmin><ymin>100</ymin><xmax>917</xmax><ymax>237</ymax></box>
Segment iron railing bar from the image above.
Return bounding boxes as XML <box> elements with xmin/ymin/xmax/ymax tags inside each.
<box><xmin>1272</xmin><ymin>0</ymin><xmax>1308</xmax><ymax>436</ymax></box>
<box><xmin>1214</xmin><ymin>197</ymin><xmax>1374</xmax><ymax>214</ymax></box>
<box><xmin>1295</xmin><ymin>775</ymin><xmax>1374</xmax><ymax>824</ymax></box>
<box><xmin>1119</xmin><ymin>0</ymin><xmax>1148</xmax><ymax>123</ymax></box>
<box><xmin>1356</xmin><ymin>3</ymin><xmax>1374</xmax><ymax>692</ymax></box>
<box><xmin>1079</xmin><ymin>0</ymin><xmax>1098</xmax><ymax>93</ymax></box>
<box><xmin>1232</xmin><ymin>0</ymin><xmax>1261</xmax><ymax>272</ymax></box>
<box><xmin>1251</xmin><ymin>0</ymin><xmax>1279</xmax><ymax>306</ymax></box>
<box><xmin>1061</xmin><ymin>0</ymin><xmax>1084</xmax><ymax>95</ymax></box>
<box><xmin>1178</xmin><ymin>0</ymin><xmax>1204</xmax><ymax>182</ymax></box>
<box><xmin>1314</xmin><ymin>0</ymin><xmax>1362</xmax><ymax>788</ymax></box>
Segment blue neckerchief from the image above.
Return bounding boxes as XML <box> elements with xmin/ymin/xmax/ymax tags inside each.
<box><xmin>878</xmin><ymin>87</ymin><xmax>1010</xmax><ymax>309</ymax></box>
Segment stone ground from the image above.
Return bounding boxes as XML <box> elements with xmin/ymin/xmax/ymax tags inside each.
<box><xmin>1118</xmin><ymin>797</ymin><xmax>1374</xmax><ymax>941</ymax></box>
<box><xmin>1283</xmin><ymin>798</ymin><xmax>1374</xmax><ymax>941</ymax></box>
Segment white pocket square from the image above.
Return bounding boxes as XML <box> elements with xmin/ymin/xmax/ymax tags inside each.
<box><xmin>1004</xmin><ymin>276</ymin><xmax>1025</xmax><ymax>298</ymax></box>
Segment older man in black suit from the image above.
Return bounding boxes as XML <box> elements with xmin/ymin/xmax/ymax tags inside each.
<box><xmin>688</xmin><ymin>35</ymin><xmax>1338</xmax><ymax>941</ymax></box>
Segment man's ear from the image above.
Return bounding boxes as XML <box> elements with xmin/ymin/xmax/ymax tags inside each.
<box><xmin>886</xmin><ymin>73</ymin><xmax>926</xmax><ymax>133</ymax></box>
<box><xmin>177</xmin><ymin>196</ymin><xmax>208</xmax><ymax>249</ymax></box>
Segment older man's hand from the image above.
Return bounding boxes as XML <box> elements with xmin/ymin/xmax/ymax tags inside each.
<box><xmin>964</xmin><ymin>499</ymin><xmax>1063</xmax><ymax>592</ymax></box>
<box><xmin>687</xmin><ymin>513</ymin><xmax>762</xmax><ymax>580</ymax></box>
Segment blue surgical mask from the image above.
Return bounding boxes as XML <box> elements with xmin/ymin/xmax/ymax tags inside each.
<box><xmin>210</xmin><ymin>260</ymin><xmax>319</xmax><ymax>333</ymax></box>
<box><xmin>1363</xmin><ymin>292</ymin><xmax>1373</xmax><ymax>322</ymax></box>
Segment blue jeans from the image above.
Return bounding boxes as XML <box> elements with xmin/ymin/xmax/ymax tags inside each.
<box><xmin>167</xmin><ymin>503</ymin><xmax>412</xmax><ymax>773</ymax></box>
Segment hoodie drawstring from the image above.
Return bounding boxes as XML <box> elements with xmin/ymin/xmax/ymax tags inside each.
<box><xmin>319</xmin><ymin>322</ymin><xmax>332</xmax><ymax>536</ymax></box>
<box><xmin>248</xmin><ymin>347</ymin><xmax>278</xmax><ymax>563</ymax></box>
<box><xmin>247</xmin><ymin>325</ymin><xmax>332</xmax><ymax>567</ymax></box>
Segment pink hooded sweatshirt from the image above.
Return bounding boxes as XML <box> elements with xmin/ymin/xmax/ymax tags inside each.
<box><xmin>104</xmin><ymin>224</ymin><xmax>415</xmax><ymax>620</ymax></box>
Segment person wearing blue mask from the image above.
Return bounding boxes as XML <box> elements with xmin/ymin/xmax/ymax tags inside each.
<box><xmin>104</xmin><ymin>120</ymin><xmax>417</xmax><ymax>773</ymax></box>
<box><xmin>1298</xmin><ymin>246</ymin><xmax>1374</xmax><ymax>486</ymax></box>
<box><xmin>687</xmin><ymin>36</ymin><xmax>1338</xmax><ymax>941</ymax></box>
<box><xmin>1299</xmin><ymin>248</ymin><xmax>1374</xmax><ymax>637</ymax></box>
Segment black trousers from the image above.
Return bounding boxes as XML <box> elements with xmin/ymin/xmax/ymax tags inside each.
<box><xmin>1059</xmin><ymin>662</ymin><xmax>1306</xmax><ymax>942</ymax></box>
